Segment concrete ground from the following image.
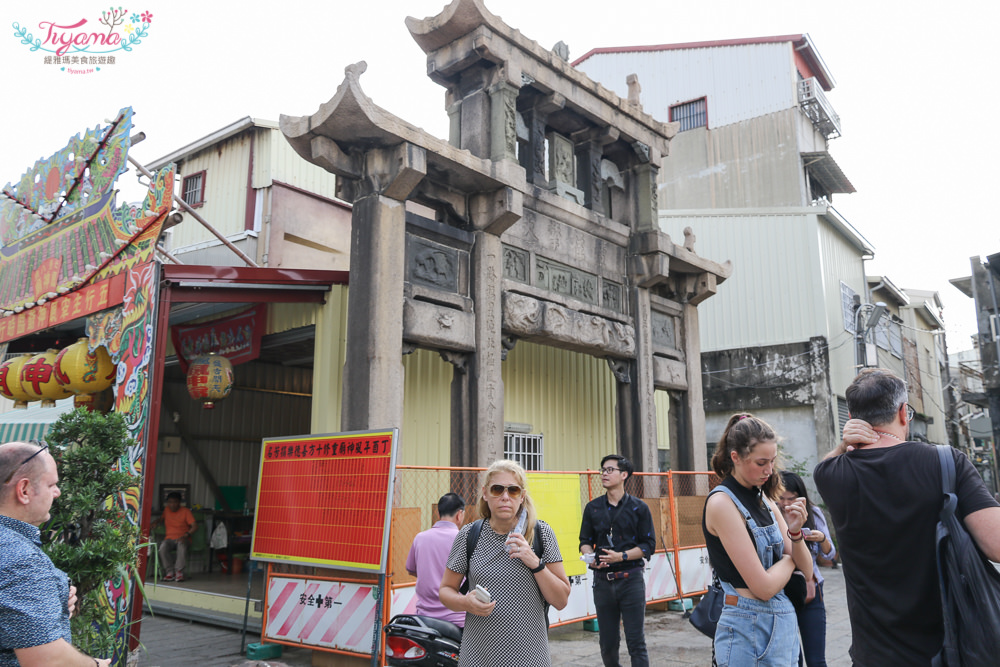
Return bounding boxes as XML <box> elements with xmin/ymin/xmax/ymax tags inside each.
<box><xmin>134</xmin><ymin>564</ymin><xmax>852</xmax><ymax>666</ymax></box>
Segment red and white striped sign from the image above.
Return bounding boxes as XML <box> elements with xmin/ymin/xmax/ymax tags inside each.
<box><xmin>264</xmin><ymin>576</ymin><xmax>380</xmax><ymax>654</ymax></box>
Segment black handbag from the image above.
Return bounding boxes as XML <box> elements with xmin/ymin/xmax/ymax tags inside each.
<box><xmin>784</xmin><ymin>569</ymin><xmax>808</xmax><ymax>610</ymax></box>
<box><xmin>690</xmin><ymin>572</ymin><xmax>724</xmax><ymax>637</ymax></box>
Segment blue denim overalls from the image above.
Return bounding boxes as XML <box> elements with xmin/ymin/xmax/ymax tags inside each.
<box><xmin>711</xmin><ymin>485</ymin><xmax>799</xmax><ymax>667</ymax></box>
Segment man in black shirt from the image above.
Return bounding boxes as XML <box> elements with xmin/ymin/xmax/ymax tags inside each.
<box><xmin>579</xmin><ymin>455</ymin><xmax>655</xmax><ymax>667</ymax></box>
<box><xmin>815</xmin><ymin>369</ymin><xmax>1000</xmax><ymax>666</ymax></box>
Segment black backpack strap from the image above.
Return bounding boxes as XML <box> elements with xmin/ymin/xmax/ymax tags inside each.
<box><xmin>465</xmin><ymin>518</ymin><xmax>485</xmax><ymax>562</ymax></box>
<box><xmin>459</xmin><ymin>519</ymin><xmax>484</xmax><ymax>595</ymax></box>
<box><xmin>937</xmin><ymin>444</ymin><xmax>959</xmax><ymax>528</ymax></box>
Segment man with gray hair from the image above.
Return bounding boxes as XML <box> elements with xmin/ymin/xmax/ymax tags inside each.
<box><xmin>0</xmin><ymin>440</ymin><xmax>110</xmax><ymax>667</ymax></box>
<box><xmin>815</xmin><ymin>369</ymin><xmax>1000</xmax><ymax>666</ymax></box>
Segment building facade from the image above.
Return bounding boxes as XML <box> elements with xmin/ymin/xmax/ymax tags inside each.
<box><xmin>575</xmin><ymin>35</ymin><xmax>869</xmax><ymax>470</ymax></box>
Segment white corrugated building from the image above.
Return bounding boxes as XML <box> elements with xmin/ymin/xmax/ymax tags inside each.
<box><xmin>575</xmin><ymin>35</ymin><xmax>877</xmax><ymax>470</ymax></box>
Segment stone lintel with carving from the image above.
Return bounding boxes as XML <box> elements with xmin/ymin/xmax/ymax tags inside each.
<box><xmin>280</xmin><ymin>61</ymin><xmax>522</xmax><ymax>199</ymax></box>
<box><xmin>653</xmin><ymin>356</ymin><xmax>689</xmax><ymax>391</ymax></box>
<box><xmin>630</xmin><ymin>229</ymin><xmax>732</xmax><ymax>290</ymax></box>
<box><xmin>405</xmin><ymin>0</ymin><xmax>675</xmax><ymax>158</ymax></box>
<box><xmin>470</xmin><ymin>187</ymin><xmax>523</xmax><ymax>235</ymax></box>
<box><xmin>502</xmin><ymin>292</ymin><xmax>635</xmax><ymax>358</ymax></box>
<box><xmin>403</xmin><ymin>298</ymin><xmax>476</xmax><ymax>352</ymax></box>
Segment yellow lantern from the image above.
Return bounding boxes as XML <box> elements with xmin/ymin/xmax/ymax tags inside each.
<box><xmin>74</xmin><ymin>386</ymin><xmax>115</xmax><ymax>413</ymax></box>
<box><xmin>54</xmin><ymin>338</ymin><xmax>115</xmax><ymax>395</ymax></box>
<box><xmin>20</xmin><ymin>350</ymin><xmax>73</xmax><ymax>408</ymax></box>
<box><xmin>0</xmin><ymin>354</ymin><xmax>34</xmax><ymax>409</ymax></box>
<box><xmin>186</xmin><ymin>352</ymin><xmax>234</xmax><ymax>409</ymax></box>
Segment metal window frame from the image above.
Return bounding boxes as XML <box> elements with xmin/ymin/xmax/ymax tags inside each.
<box><xmin>182</xmin><ymin>170</ymin><xmax>206</xmax><ymax>207</ymax></box>
<box><xmin>503</xmin><ymin>432</ymin><xmax>544</xmax><ymax>471</ymax></box>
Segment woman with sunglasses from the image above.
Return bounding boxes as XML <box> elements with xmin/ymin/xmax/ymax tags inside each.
<box><xmin>702</xmin><ymin>414</ymin><xmax>813</xmax><ymax>666</ymax></box>
<box><xmin>440</xmin><ymin>460</ymin><xmax>570</xmax><ymax>667</ymax></box>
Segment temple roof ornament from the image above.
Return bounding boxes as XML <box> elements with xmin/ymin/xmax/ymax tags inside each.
<box><xmin>280</xmin><ymin>60</ymin><xmax>521</xmax><ymax>194</ymax></box>
<box><xmin>405</xmin><ymin>0</ymin><xmax>677</xmax><ymax>156</ymax></box>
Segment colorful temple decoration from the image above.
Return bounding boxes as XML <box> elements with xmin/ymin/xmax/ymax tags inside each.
<box><xmin>0</xmin><ymin>107</ymin><xmax>132</xmax><ymax>247</ymax></box>
<box><xmin>0</xmin><ymin>107</ymin><xmax>173</xmax><ymax>664</ymax></box>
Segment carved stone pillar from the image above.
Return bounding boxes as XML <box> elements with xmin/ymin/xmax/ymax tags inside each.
<box><xmin>614</xmin><ymin>288</ymin><xmax>659</xmax><ymax>473</ymax></box>
<box><xmin>469</xmin><ymin>232</ymin><xmax>506</xmax><ymax>466</ymax></box>
<box><xmin>440</xmin><ymin>351</ymin><xmax>473</xmax><ymax>468</ymax></box>
<box><xmin>632</xmin><ymin>143</ymin><xmax>661</xmax><ymax>232</ymax></box>
<box><xmin>489</xmin><ymin>81</ymin><xmax>518</xmax><ymax>162</ymax></box>
<box><xmin>575</xmin><ymin>138</ymin><xmax>605</xmax><ymax>215</ymax></box>
<box><xmin>341</xmin><ymin>144</ymin><xmax>427</xmax><ymax>436</ymax></box>
<box><xmin>520</xmin><ymin>106</ymin><xmax>548</xmax><ymax>186</ymax></box>
<box><xmin>680</xmin><ymin>302</ymin><xmax>707</xmax><ymax>470</ymax></box>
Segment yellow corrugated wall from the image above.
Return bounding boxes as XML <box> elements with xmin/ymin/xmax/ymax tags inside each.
<box><xmin>396</xmin><ymin>340</ymin><xmax>672</xmax><ymax>471</ymax></box>
<box><xmin>502</xmin><ymin>342</ymin><xmax>618</xmax><ymax>471</ymax></box>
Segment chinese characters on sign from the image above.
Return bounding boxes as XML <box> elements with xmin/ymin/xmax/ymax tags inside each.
<box><xmin>252</xmin><ymin>430</ymin><xmax>398</xmax><ymax>572</ymax></box>
<box><xmin>0</xmin><ymin>276</ymin><xmax>121</xmax><ymax>344</ymax></box>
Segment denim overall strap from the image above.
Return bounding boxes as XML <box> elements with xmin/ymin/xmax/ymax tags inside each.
<box><xmin>711</xmin><ymin>485</ymin><xmax>785</xmax><ymax>571</ymax></box>
<box><xmin>709</xmin><ymin>486</ymin><xmax>798</xmax><ymax>666</ymax></box>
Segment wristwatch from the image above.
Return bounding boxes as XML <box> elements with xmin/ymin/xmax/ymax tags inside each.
<box><xmin>530</xmin><ymin>561</ymin><xmax>546</xmax><ymax>573</ymax></box>
<box><xmin>621</xmin><ymin>551</ymin><xmax>628</xmax><ymax>562</ymax></box>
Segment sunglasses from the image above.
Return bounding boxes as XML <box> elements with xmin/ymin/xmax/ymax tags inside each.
<box><xmin>2</xmin><ymin>442</ymin><xmax>49</xmax><ymax>485</ymax></box>
<box><xmin>488</xmin><ymin>484</ymin><xmax>524</xmax><ymax>499</ymax></box>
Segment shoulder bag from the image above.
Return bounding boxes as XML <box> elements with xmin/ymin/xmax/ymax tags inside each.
<box><xmin>689</xmin><ymin>571</ymin><xmax>724</xmax><ymax>637</ymax></box>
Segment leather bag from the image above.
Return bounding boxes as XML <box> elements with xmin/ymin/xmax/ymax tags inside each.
<box><xmin>689</xmin><ymin>573</ymin><xmax>724</xmax><ymax>638</ymax></box>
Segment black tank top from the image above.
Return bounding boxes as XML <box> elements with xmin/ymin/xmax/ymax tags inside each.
<box><xmin>702</xmin><ymin>476</ymin><xmax>775</xmax><ymax>587</ymax></box>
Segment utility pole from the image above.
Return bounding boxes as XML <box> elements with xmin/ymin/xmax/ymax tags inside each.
<box><xmin>854</xmin><ymin>296</ymin><xmax>887</xmax><ymax>370</ymax></box>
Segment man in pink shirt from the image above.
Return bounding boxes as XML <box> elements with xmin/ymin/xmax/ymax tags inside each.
<box><xmin>406</xmin><ymin>493</ymin><xmax>466</xmax><ymax>628</ymax></box>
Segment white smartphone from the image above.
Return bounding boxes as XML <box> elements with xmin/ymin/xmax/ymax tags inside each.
<box><xmin>506</xmin><ymin>510</ymin><xmax>529</xmax><ymax>553</ymax></box>
<box><xmin>474</xmin><ymin>584</ymin><xmax>491</xmax><ymax>603</ymax></box>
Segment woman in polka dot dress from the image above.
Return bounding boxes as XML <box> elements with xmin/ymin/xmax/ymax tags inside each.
<box><xmin>440</xmin><ymin>460</ymin><xmax>571</xmax><ymax>667</ymax></box>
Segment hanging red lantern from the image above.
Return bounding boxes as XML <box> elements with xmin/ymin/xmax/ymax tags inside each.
<box><xmin>0</xmin><ymin>354</ymin><xmax>35</xmax><ymax>409</ymax></box>
<box><xmin>20</xmin><ymin>349</ymin><xmax>73</xmax><ymax>408</ymax></box>
<box><xmin>54</xmin><ymin>337</ymin><xmax>115</xmax><ymax>395</ymax></box>
<box><xmin>186</xmin><ymin>352</ymin><xmax>234</xmax><ymax>409</ymax></box>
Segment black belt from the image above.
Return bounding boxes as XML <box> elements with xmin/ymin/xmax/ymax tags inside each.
<box><xmin>599</xmin><ymin>567</ymin><xmax>642</xmax><ymax>580</ymax></box>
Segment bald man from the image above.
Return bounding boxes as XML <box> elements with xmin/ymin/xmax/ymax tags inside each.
<box><xmin>0</xmin><ymin>440</ymin><xmax>110</xmax><ymax>667</ymax></box>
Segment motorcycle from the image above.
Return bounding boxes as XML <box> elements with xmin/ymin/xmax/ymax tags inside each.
<box><xmin>384</xmin><ymin>614</ymin><xmax>461</xmax><ymax>667</ymax></box>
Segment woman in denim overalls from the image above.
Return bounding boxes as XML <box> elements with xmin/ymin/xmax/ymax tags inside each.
<box><xmin>702</xmin><ymin>414</ymin><xmax>814</xmax><ymax>666</ymax></box>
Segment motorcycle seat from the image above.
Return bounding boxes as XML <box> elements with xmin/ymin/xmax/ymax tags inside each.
<box><xmin>389</xmin><ymin>614</ymin><xmax>463</xmax><ymax>644</ymax></box>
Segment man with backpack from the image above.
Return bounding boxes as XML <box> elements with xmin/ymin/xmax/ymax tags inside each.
<box><xmin>579</xmin><ymin>455</ymin><xmax>655</xmax><ymax>667</ymax></box>
<box><xmin>815</xmin><ymin>369</ymin><xmax>1000</xmax><ymax>666</ymax></box>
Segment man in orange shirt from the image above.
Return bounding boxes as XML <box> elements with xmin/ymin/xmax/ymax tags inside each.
<box><xmin>152</xmin><ymin>492</ymin><xmax>196</xmax><ymax>582</ymax></box>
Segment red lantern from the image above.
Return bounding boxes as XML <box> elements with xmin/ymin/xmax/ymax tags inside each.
<box><xmin>186</xmin><ymin>353</ymin><xmax>234</xmax><ymax>409</ymax></box>
<box><xmin>55</xmin><ymin>337</ymin><xmax>115</xmax><ymax>395</ymax></box>
<box><xmin>0</xmin><ymin>355</ymin><xmax>34</xmax><ymax>409</ymax></box>
<box><xmin>20</xmin><ymin>350</ymin><xmax>73</xmax><ymax>408</ymax></box>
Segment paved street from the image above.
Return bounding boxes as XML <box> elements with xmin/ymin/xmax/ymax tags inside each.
<box><xmin>135</xmin><ymin>564</ymin><xmax>852</xmax><ymax>666</ymax></box>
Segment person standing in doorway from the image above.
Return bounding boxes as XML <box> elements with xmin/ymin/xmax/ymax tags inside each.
<box><xmin>405</xmin><ymin>493</ymin><xmax>467</xmax><ymax>628</ymax></box>
<box><xmin>151</xmin><ymin>491</ymin><xmax>196</xmax><ymax>582</ymax></box>
<box><xmin>579</xmin><ymin>454</ymin><xmax>655</xmax><ymax>667</ymax></box>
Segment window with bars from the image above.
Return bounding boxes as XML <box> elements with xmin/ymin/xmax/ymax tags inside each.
<box><xmin>889</xmin><ymin>321</ymin><xmax>903</xmax><ymax>358</ymax></box>
<box><xmin>182</xmin><ymin>171</ymin><xmax>206</xmax><ymax>207</ymax></box>
<box><xmin>841</xmin><ymin>282</ymin><xmax>858</xmax><ymax>334</ymax></box>
<box><xmin>669</xmin><ymin>97</ymin><xmax>707</xmax><ymax>132</ymax></box>
<box><xmin>504</xmin><ymin>432</ymin><xmax>544</xmax><ymax>471</ymax></box>
<box><xmin>837</xmin><ymin>396</ymin><xmax>850</xmax><ymax>435</ymax></box>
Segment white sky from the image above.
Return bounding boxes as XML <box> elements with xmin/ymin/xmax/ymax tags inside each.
<box><xmin>2</xmin><ymin>0</ymin><xmax>998</xmax><ymax>353</ymax></box>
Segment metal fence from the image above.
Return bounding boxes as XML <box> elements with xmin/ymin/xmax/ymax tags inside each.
<box><xmin>389</xmin><ymin>465</ymin><xmax>720</xmax><ymax>625</ymax></box>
